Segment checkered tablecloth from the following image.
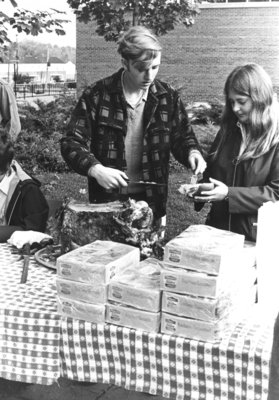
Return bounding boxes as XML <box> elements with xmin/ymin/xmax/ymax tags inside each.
<box><xmin>60</xmin><ymin>310</ymin><xmax>274</xmax><ymax>400</ymax></box>
<box><xmin>0</xmin><ymin>244</ymin><xmax>275</xmax><ymax>398</ymax></box>
<box><xmin>0</xmin><ymin>244</ymin><xmax>60</xmax><ymax>385</ymax></box>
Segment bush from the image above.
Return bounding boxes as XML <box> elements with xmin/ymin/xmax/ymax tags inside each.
<box><xmin>187</xmin><ymin>100</ymin><xmax>224</xmax><ymax>125</ymax></box>
<box><xmin>15</xmin><ymin>95</ymin><xmax>219</xmax><ymax>175</ymax></box>
<box><xmin>15</xmin><ymin>95</ymin><xmax>76</xmax><ymax>173</ymax></box>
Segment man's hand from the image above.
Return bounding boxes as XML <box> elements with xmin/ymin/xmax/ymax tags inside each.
<box><xmin>194</xmin><ymin>177</ymin><xmax>229</xmax><ymax>202</ymax></box>
<box><xmin>88</xmin><ymin>164</ymin><xmax>129</xmax><ymax>190</ymax></box>
<box><xmin>188</xmin><ymin>150</ymin><xmax>207</xmax><ymax>175</ymax></box>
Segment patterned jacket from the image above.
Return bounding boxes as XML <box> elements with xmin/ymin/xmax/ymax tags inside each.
<box><xmin>61</xmin><ymin>69</ymin><xmax>201</xmax><ymax>218</ymax></box>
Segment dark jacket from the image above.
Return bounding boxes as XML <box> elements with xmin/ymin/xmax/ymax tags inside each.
<box><xmin>0</xmin><ymin>161</ymin><xmax>49</xmax><ymax>242</ymax></box>
<box><xmin>200</xmin><ymin>124</ymin><xmax>279</xmax><ymax>242</ymax></box>
<box><xmin>61</xmin><ymin>69</ymin><xmax>201</xmax><ymax>219</ymax></box>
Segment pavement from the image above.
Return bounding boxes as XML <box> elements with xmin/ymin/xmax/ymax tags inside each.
<box><xmin>0</xmin><ymin>378</ymin><xmax>169</xmax><ymax>400</ymax></box>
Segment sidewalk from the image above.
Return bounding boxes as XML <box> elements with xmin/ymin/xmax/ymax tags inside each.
<box><xmin>0</xmin><ymin>378</ymin><xmax>168</xmax><ymax>400</ymax></box>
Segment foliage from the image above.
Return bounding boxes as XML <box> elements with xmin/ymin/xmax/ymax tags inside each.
<box><xmin>169</xmin><ymin>122</ymin><xmax>218</xmax><ymax>172</ymax></box>
<box><xmin>4</xmin><ymin>40</ymin><xmax>76</xmax><ymax>64</ymax></box>
<box><xmin>15</xmin><ymin>72</ymin><xmax>32</xmax><ymax>83</ymax></box>
<box><xmin>0</xmin><ymin>0</ymin><xmax>69</xmax><ymax>49</ymax></box>
<box><xmin>67</xmin><ymin>0</ymin><xmax>200</xmax><ymax>42</ymax></box>
<box><xmin>187</xmin><ymin>100</ymin><xmax>224</xmax><ymax>125</ymax></box>
<box><xmin>15</xmin><ymin>95</ymin><xmax>76</xmax><ymax>173</ymax></box>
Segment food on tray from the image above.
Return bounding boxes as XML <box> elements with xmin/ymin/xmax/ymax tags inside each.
<box><xmin>61</xmin><ymin>198</ymin><xmax>161</xmax><ymax>258</ymax></box>
<box><xmin>178</xmin><ymin>182</ymin><xmax>214</xmax><ymax>197</ymax></box>
<box><xmin>35</xmin><ymin>244</ymin><xmax>61</xmax><ymax>269</ymax></box>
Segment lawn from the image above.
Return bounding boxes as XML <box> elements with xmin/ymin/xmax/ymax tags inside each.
<box><xmin>38</xmin><ymin>169</ymin><xmax>210</xmax><ymax>243</ymax></box>
<box><xmin>37</xmin><ymin>122</ymin><xmax>216</xmax><ymax>243</ymax></box>
<box><xmin>37</xmin><ymin>169</ymin><xmax>208</xmax><ymax>242</ymax></box>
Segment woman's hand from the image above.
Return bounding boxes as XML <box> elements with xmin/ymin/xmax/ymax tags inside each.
<box><xmin>88</xmin><ymin>164</ymin><xmax>129</xmax><ymax>190</ymax></box>
<box><xmin>194</xmin><ymin>177</ymin><xmax>229</xmax><ymax>202</ymax></box>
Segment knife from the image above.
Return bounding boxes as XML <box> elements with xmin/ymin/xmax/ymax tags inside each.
<box><xmin>20</xmin><ymin>243</ymin><xmax>31</xmax><ymax>284</ymax></box>
<box><xmin>126</xmin><ymin>179</ymin><xmax>166</xmax><ymax>187</ymax></box>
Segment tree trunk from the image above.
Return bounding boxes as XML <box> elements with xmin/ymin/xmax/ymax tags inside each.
<box><xmin>132</xmin><ymin>0</ymin><xmax>139</xmax><ymax>26</ymax></box>
<box><xmin>60</xmin><ymin>200</ymin><xmax>125</xmax><ymax>253</ymax></box>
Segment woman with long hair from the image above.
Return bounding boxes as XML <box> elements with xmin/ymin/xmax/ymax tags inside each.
<box><xmin>194</xmin><ymin>63</ymin><xmax>279</xmax><ymax>242</ymax></box>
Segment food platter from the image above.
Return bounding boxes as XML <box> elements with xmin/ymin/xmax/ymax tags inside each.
<box><xmin>34</xmin><ymin>245</ymin><xmax>61</xmax><ymax>270</ymax></box>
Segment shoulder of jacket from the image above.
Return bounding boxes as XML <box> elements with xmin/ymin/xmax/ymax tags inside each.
<box><xmin>83</xmin><ymin>70</ymin><xmax>120</xmax><ymax>96</ymax></box>
<box><xmin>154</xmin><ymin>79</ymin><xmax>177</xmax><ymax>94</ymax></box>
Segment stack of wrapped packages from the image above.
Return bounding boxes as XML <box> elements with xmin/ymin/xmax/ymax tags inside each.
<box><xmin>56</xmin><ymin>240</ymin><xmax>140</xmax><ymax>323</ymax></box>
<box><xmin>106</xmin><ymin>257</ymin><xmax>162</xmax><ymax>332</ymax></box>
<box><xmin>160</xmin><ymin>225</ymin><xmax>257</xmax><ymax>342</ymax></box>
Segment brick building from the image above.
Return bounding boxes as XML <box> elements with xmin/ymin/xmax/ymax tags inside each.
<box><xmin>76</xmin><ymin>2</ymin><xmax>279</xmax><ymax>104</ymax></box>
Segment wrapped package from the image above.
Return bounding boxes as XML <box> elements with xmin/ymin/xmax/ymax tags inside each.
<box><xmin>57</xmin><ymin>297</ymin><xmax>105</xmax><ymax>323</ymax></box>
<box><xmin>57</xmin><ymin>240</ymin><xmax>140</xmax><ymax>284</ymax></box>
<box><xmin>57</xmin><ymin>278</ymin><xmax>107</xmax><ymax>304</ymax></box>
<box><xmin>161</xmin><ymin>311</ymin><xmax>229</xmax><ymax>342</ymax></box>
<box><xmin>160</xmin><ymin>256</ymin><xmax>256</xmax><ymax>298</ymax></box>
<box><xmin>163</xmin><ymin>225</ymin><xmax>245</xmax><ymax>274</ymax></box>
<box><xmin>106</xmin><ymin>302</ymin><xmax>160</xmax><ymax>333</ymax></box>
<box><xmin>108</xmin><ymin>258</ymin><xmax>161</xmax><ymax>312</ymax></box>
<box><xmin>161</xmin><ymin>286</ymin><xmax>256</xmax><ymax>342</ymax></box>
<box><xmin>161</xmin><ymin>280</ymin><xmax>256</xmax><ymax>322</ymax></box>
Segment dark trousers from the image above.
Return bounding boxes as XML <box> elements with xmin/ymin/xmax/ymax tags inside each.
<box><xmin>268</xmin><ymin>312</ymin><xmax>279</xmax><ymax>400</ymax></box>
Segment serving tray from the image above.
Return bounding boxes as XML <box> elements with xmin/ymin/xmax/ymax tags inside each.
<box><xmin>34</xmin><ymin>245</ymin><xmax>61</xmax><ymax>270</ymax></box>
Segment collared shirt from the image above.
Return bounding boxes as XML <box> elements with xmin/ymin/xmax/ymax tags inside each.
<box><xmin>122</xmin><ymin>73</ymin><xmax>149</xmax><ymax>194</ymax></box>
<box><xmin>0</xmin><ymin>169</ymin><xmax>15</xmax><ymax>225</ymax></box>
<box><xmin>61</xmin><ymin>68</ymin><xmax>202</xmax><ymax>219</ymax></box>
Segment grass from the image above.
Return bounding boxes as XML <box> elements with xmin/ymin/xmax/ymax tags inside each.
<box><xmin>38</xmin><ymin>169</ymin><xmax>209</xmax><ymax>242</ymax></box>
<box><xmin>37</xmin><ymin>123</ymin><xmax>217</xmax><ymax>243</ymax></box>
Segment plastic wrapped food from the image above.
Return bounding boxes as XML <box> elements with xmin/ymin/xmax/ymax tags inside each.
<box><xmin>106</xmin><ymin>302</ymin><xmax>160</xmax><ymax>333</ymax></box>
<box><xmin>57</xmin><ymin>297</ymin><xmax>105</xmax><ymax>323</ymax></box>
<box><xmin>57</xmin><ymin>278</ymin><xmax>107</xmax><ymax>304</ymax></box>
<box><xmin>57</xmin><ymin>240</ymin><xmax>140</xmax><ymax>284</ymax></box>
<box><xmin>108</xmin><ymin>258</ymin><xmax>161</xmax><ymax>312</ymax></box>
<box><xmin>163</xmin><ymin>225</ymin><xmax>245</xmax><ymax>274</ymax></box>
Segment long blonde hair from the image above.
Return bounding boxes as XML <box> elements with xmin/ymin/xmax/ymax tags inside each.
<box><xmin>214</xmin><ymin>63</ymin><xmax>279</xmax><ymax>161</ymax></box>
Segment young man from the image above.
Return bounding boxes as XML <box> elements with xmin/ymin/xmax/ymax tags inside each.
<box><xmin>61</xmin><ymin>26</ymin><xmax>206</xmax><ymax>223</ymax></box>
<box><xmin>0</xmin><ymin>134</ymin><xmax>49</xmax><ymax>242</ymax></box>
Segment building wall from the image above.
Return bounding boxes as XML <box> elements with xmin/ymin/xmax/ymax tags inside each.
<box><xmin>77</xmin><ymin>4</ymin><xmax>279</xmax><ymax>104</ymax></box>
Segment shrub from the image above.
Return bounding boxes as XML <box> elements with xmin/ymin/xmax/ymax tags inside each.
<box><xmin>187</xmin><ymin>100</ymin><xmax>224</xmax><ymax>125</ymax></box>
<box><xmin>15</xmin><ymin>94</ymin><xmax>76</xmax><ymax>173</ymax></box>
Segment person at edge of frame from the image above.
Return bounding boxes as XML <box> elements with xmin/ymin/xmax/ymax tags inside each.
<box><xmin>60</xmin><ymin>25</ymin><xmax>206</xmax><ymax>236</ymax></box>
<box><xmin>193</xmin><ymin>63</ymin><xmax>279</xmax><ymax>243</ymax></box>
<box><xmin>191</xmin><ymin>63</ymin><xmax>279</xmax><ymax>400</ymax></box>
<box><xmin>0</xmin><ymin>133</ymin><xmax>49</xmax><ymax>243</ymax></box>
<box><xmin>0</xmin><ymin>77</ymin><xmax>21</xmax><ymax>142</ymax></box>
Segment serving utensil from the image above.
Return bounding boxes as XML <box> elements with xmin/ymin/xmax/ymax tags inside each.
<box><xmin>126</xmin><ymin>179</ymin><xmax>166</xmax><ymax>187</ymax></box>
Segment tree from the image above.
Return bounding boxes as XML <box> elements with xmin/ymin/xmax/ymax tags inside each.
<box><xmin>0</xmin><ymin>0</ymin><xmax>68</xmax><ymax>50</ymax></box>
<box><xmin>67</xmin><ymin>0</ymin><xmax>200</xmax><ymax>42</ymax></box>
